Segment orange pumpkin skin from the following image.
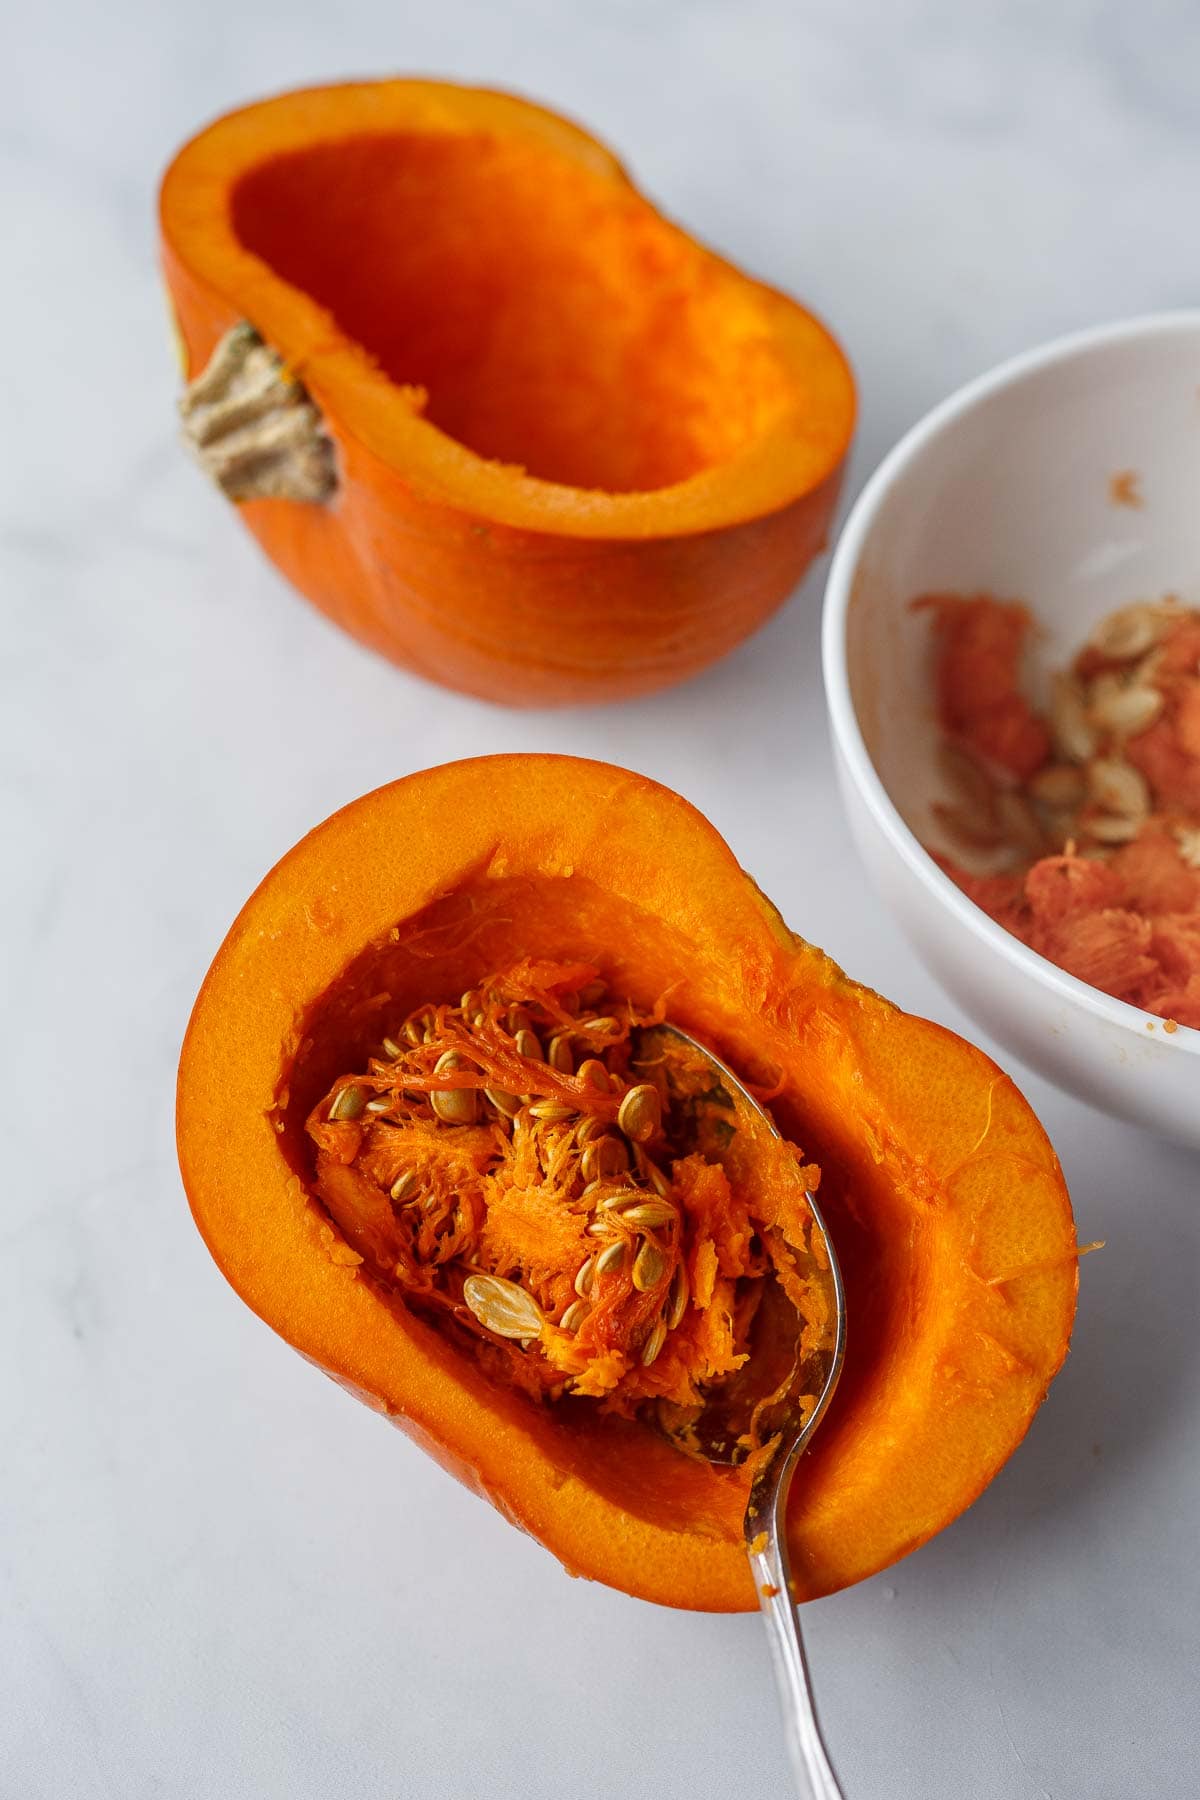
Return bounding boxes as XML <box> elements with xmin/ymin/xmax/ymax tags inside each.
<box><xmin>176</xmin><ymin>757</ymin><xmax>1077</xmax><ymax>1611</ymax></box>
<box><xmin>159</xmin><ymin>81</ymin><xmax>854</xmax><ymax>707</ymax></box>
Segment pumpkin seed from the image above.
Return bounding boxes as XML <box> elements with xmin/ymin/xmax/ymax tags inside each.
<box><xmin>547</xmin><ymin>1034</ymin><xmax>574</xmax><ymax>1074</ymax></box>
<box><xmin>514</xmin><ymin>1028</ymin><xmax>543</xmax><ymax>1061</ymax></box>
<box><xmin>507</xmin><ymin>1006</ymin><xmax>534</xmax><ymax>1035</ymax></box>
<box><xmin>596</xmin><ymin>1240</ymin><xmax>628</xmax><ymax>1277</ymax></box>
<box><xmin>462</xmin><ymin>1274</ymin><xmax>544</xmax><ymax>1340</ymax></box>
<box><xmin>932</xmin><ymin>803</ymin><xmax>1005</xmax><ymax>853</ymax></box>
<box><xmin>431</xmin><ymin>1052</ymin><xmax>477</xmax><ymax>1125</ymax></box>
<box><xmin>558</xmin><ymin>990</ymin><xmax>580</xmax><ymax>1016</ymax></box>
<box><xmin>605</xmin><ymin>1135</ymin><xmax>631</xmax><ymax>1175</ymax></box>
<box><xmin>1084</xmin><ymin>813</ymin><xmax>1142</xmax><ymax>844</ymax></box>
<box><xmin>578</xmin><ymin>1059</ymin><xmax>611</xmax><ymax>1093</ymax></box>
<box><xmin>380</xmin><ymin>1036</ymin><xmax>404</xmax><ymax>1060</ymax></box>
<box><xmin>632</xmin><ymin>1239</ymin><xmax>667</xmax><ymax>1292</ymax></box>
<box><xmin>1088</xmin><ymin>675</ymin><xmax>1163</xmax><ymax>738</ymax></box>
<box><xmin>485</xmin><ymin>1087</ymin><xmax>522</xmax><ymax>1118</ymax></box>
<box><xmin>641</xmin><ymin>1319</ymin><xmax>668</xmax><ymax>1367</ymax></box>
<box><xmin>994</xmin><ymin>789</ymin><xmax>1046</xmax><ymax>855</ymax></box>
<box><xmin>617</xmin><ymin>1083</ymin><xmax>661</xmax><ymax>1143</ymax></box>
<box><xmin>574</xmin><ymin>1256</ymin><xmax>596</xmax><ymax>1298</ymax></box>
<box><xmin>365</xmin><ymin>1097</ymin><xmax>394</xmax><ymax>1114</ymax></box>
<box><xmin>580</xmin><ymin>1137</ymin><xmax>629</xmax><ymax>1184</ymax></box>
<box><xmin>582</xmin><ymin>1016</ymin><xmax>619</xmax><ymax>1036</ymax></box>
<box><xmin>528</xmin><ymin>1100</ymin><xmax>576</xmax><ymax>1122</ymax></box>
<box><xmin>616</xmin><ymin>1199</ymin><xmax>676</xmax><ymax>1230</ymax></box>
<box><xmin>1028</xmin><ymin>764</ymin><xmax>1086</xmax><ymax>810</ymax></box>
<box><xmin>560</xmin><ymin>1298</ymin><xmax>591</xmax><ymax>1333</ymax></box>
<box><xmin>597</xmin><ymin>1187</ymin><xmax>644</xmax><ymax>1211</ymax></box>
<box><xmin>1087</xmin><ymin>757</ymin><xmax>1150</xmax><ymax>819</ymax></box>
<box><xmin>459</xmin><ymin>989</ymin><xmax>481</xmax><ymax>1015</ymax></box>
<box><xmin>390</xmin><ymin>1170</ymin><xmax>418</xmax><ymax>1203</ymax></box>
<box><xmin>328</xmin><ymin>1084</ymin><xmax>366</xmax><ymax>1121</ymax></box>
<box><xmin>937</xmin><ymin>740</ymin><xmax>999</xmax><ymax>814</ymax></box>
<box><xmin>432</xmin><ymin>1088</ymin><xmax>477</xmax><ymax>1125</ymax></box>
<box><xmin>666</xmin><ymin>1265</ymin><xmax>689</xmax><ymax>1329</ymax></box>
<box><xmin>1088</xmin><ymin>602</ymin><xmax>1172</xmax><ymax>662</ymax></box>
<box><xmin>1051</xmin><ymin>673</ymin><xmax>1096</xmax><ymax>763</ymax></box>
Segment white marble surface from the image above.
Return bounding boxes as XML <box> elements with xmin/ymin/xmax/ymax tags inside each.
<box><xmin>4</xmin><ymin>2</ymin><xmax>1200</xmax><ymax>1795</ymax></box>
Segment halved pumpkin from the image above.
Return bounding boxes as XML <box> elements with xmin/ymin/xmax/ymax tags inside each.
<box><xmin>159</xmin><ymin>80</ymin><xmax>854</xmax><ymax>706</ymax></box>
<box><xmin>176</xmin><ymin>756</ymin><xmax>1077</xmax><ymax>1610</ymax></box>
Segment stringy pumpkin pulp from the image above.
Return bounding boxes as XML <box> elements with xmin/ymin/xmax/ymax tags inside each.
<box><xmin>308</xmin><ymin>959</ymin><xmax>822</xmax><ymax>1424</ymax></box>
<box><xmin>923</xmin><ymin>594</ymin><xmax>1200</xmax><ymax>1026</ymax></box>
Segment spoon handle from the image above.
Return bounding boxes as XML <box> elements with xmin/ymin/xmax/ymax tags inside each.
<box><xmin>748</xmin><ymin>1524</ymin><xmax>844</xmax><ymax>1799</ymax></box>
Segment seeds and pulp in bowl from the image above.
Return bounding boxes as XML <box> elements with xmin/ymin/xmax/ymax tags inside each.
<box><xmin>923</xmin><ymin>593</ymin><xmax>1200</xmax><ymax>1027</ymax></box>
<box><xmin>308</xmin><ymin>960</ymin><xmax>825</xmax><ymax>1430</ymax></box>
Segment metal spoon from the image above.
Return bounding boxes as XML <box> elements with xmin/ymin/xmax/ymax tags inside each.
<box><xmin>630</xmin><ymin>1023</ymin><xmax>848</xmax><ymax>1800</ymax></box>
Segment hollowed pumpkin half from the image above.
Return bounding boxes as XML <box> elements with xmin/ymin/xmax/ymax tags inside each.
<box><xmin>159</xmin><ymin>80</ymin><xmax>854</xmax><ymax>707</ymax></box>
<box><xmin>177</xmin><ymin>756</ymin><xmax>1076</xmax><ymax>1611</ymax></box>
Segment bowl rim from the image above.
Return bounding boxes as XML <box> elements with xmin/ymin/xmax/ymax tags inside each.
<box><xmin>821</xmin><ymin>308</ymin><xmax>1200</xmax><ymax>1054</ymax></box>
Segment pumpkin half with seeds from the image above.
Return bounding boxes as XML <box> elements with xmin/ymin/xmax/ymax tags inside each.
<box><xmin>158</xmin><ymin>79</ymin><xmax>854</xmax><ymax>707</ymax></box>
<box><xmin>176</xmin><ymin>755</ymin><xmax>1078</xmax><ymax>1610</ymax></box>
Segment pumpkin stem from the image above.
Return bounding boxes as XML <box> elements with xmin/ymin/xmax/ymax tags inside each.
<box><xmin>179</xmin><ymin>321</ymin><xmax>336</xmax><ymax>504</ymax></box>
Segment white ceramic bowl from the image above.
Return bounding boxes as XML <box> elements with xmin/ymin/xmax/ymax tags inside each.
<box><xmin>822</xmin><ymin>313</ymin><xmax>1200</xmax><ymax>1147</ymax></box>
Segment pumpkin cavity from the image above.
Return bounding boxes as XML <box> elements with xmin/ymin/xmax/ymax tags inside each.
<box><xmin>304</xmin><ymin>956</ymin><xmax>824</xmax><ymax>1431</ymax></box>
<box><xmin>230</xmin><ymin>131</ymin><xmax>794</xmax><ymax>493</ymax></box>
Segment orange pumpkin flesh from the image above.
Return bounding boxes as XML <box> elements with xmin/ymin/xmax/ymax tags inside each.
<box><xmin>176</xmin><ymin>756</ymin><xmax>1077</xmax><ymax>1611</ymax></box>
<box><xmin>159</xmin><ymin>81</ymin><xmax>854</xmax><ymax>706</ymax></box>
